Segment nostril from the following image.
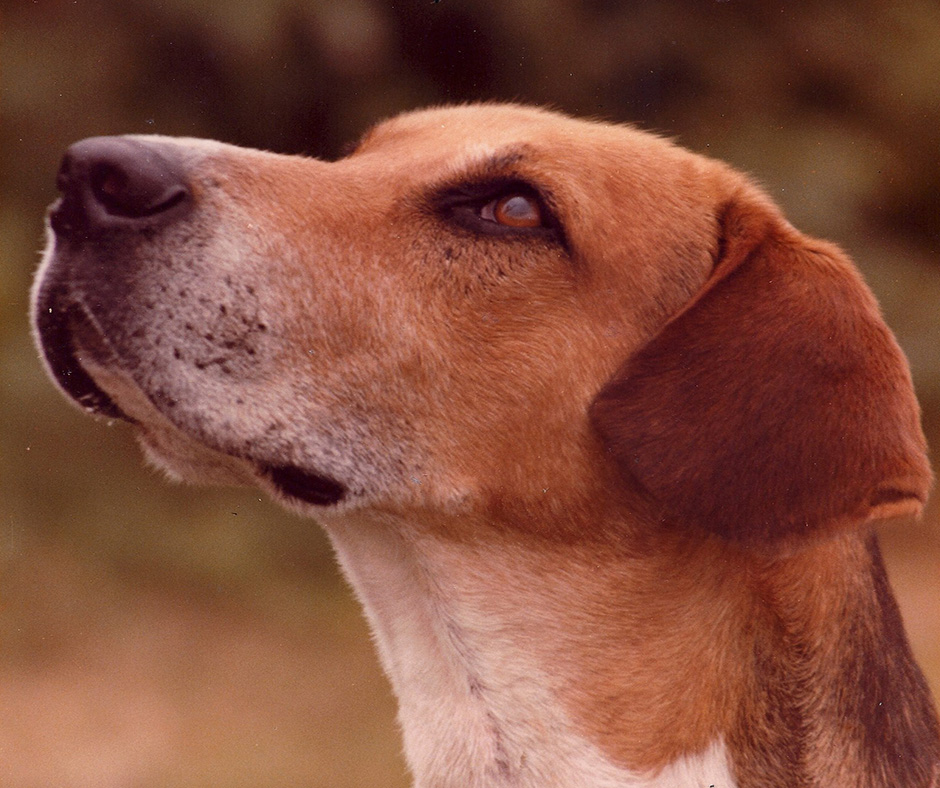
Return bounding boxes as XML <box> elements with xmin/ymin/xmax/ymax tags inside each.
<box><xmin>89</xmin><ymin>159</ymin><xmax>188</xmax><ymax>219</ymax></box>
<box><xmin>52</xmin><ymin>136</ymin><xmax>191</xmax><ymax>235</ymax></box>
<box><xmin>90</xmin><ymin>161</ymin><xmax>132</xmax><ymax>213</ymax></box>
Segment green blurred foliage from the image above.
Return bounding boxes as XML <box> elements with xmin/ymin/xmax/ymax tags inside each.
<box><xmin>2</xmin><ymin>1</ymin><xmax>940</xmax><ymax>785</ymax></box>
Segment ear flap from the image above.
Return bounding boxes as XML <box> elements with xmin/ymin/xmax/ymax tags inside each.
<box><xmin>590</xmin><ymin>195</ymin><xmax>931</xmax><ymax>546</ymax></box>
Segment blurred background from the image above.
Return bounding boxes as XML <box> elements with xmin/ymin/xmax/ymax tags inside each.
<box><xmin>2</xmin><ymin>1</ymin><xmax>940</xmax><ymax>786</ymax></box>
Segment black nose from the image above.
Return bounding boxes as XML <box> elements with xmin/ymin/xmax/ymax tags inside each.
<box><xmin>50</xmin><ymin>136</ymin><xmax>191</xmax><ymax>238</ymax></box>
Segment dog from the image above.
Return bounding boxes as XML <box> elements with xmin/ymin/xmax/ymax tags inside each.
<box><xmin>31</xmin><ymin>104</ymin><xmax>940</xmax><ymax>787</ymax></box>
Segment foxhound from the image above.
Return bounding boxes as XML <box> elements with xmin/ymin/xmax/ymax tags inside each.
<box><xmin>32</xmin><ymin>104</ymin><xmax>940</xmax><ymax>787</ymax></box>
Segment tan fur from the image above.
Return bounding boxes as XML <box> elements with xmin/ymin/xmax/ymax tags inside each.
<box><xmin>32</xmin><ymin>104</ymin><xmax>939</xmax><ymax>787</ymax></box>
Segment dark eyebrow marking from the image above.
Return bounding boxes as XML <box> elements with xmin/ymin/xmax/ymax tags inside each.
<box><xmin>455</xmin><ymin>146</ymin><xmax>531</xmax><ymax>178</ymax></box>
<box><xmin>423</xmin><ymin>145</ymin><xmax>543</xmax><ymax>206</ymax></box>
<box><xmin>475</xmin><ymin>148</ymin><xmax>527</xmax><ymax>170</ymax></box>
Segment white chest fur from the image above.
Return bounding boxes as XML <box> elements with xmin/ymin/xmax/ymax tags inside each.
<box><xmin>322</xmin><ymin>513</ymin><xmax>736</xmax><ymax>788</ymax></box>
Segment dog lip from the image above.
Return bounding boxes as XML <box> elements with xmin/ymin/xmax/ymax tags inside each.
<box><xmin>34</xmin><ymin>287</ymin><xmax>131</xmax><ymax>421</ymax></box>
<box><xmin>260</xmin><ymin>463</ymin><xmax>348</xmax><ymax>506</ymax></box>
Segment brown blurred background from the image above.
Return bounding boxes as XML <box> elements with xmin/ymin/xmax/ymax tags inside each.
<box><xmin>2</xmin><ymin>1</ymin><xmax>940</xmax><ymax>786</ymax></box>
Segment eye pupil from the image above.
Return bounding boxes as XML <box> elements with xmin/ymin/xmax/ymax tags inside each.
<box><xmin>493</xmin><ymin>194</ymin><xmax>542</xmax><ymax>228</ymax></box>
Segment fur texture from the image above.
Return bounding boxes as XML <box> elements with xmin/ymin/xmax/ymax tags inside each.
<box><xmin>31</xmin><ymin>104</ymin><xmax>940</xmax><ymax>786</ymax></box>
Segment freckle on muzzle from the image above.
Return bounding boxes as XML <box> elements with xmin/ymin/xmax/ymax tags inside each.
<box><xmin>34</xmin><ymin>137</ymin><xmax>349</xmax><ymax>508</ymax></box>
<box><xmin>35</xmin><ymin>137</ymin><xmax>194</xmax><ymax>420</ymax></box>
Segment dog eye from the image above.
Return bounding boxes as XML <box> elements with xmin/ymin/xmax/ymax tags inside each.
<box><xmin>480</xmin><ymin>194</ymin><xmax>543</xmax><ymax>228</ymax></box>
<box><xmin>432</xmin><ymin>179</ymin><xmax>565</xmax><ymax>244</ymax></box>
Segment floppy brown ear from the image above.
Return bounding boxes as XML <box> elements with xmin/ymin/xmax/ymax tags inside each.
<box><xmin>590</xmin><ymin>192</ymin><xmax>931</xmax><ymax>546</ymax></box>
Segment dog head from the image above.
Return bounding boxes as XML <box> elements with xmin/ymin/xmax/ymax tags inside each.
<box><xmin>32</xmin><ymin>104</ymin><xmax>929</xmax><ymax>545</ymax></box>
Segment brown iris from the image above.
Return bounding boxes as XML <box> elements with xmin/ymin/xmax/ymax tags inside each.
<box><xmin>480</xmin><ymin>194</ymin><xmax>542</xmax><ymax>228</ymax></box>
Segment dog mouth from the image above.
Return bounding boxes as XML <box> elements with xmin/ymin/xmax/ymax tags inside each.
<box><xmin>34</xmin><ymin>286</ymin><xmax>131</xmax><ymax>421</ymax></box>
<box><xmin>35</xmin><ymin>288</ymin><xmax>348</xmax><ymax>508</ymax></box>
<box><xmin>261</xmin><ymin>464</ymin><xmax>348</xmax><ymax>507</ymax></box>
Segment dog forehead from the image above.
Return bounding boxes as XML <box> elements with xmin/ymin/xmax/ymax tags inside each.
<box><xmin>343</xmin><ymin>105</ymin><xmax>729</xmax><ymax>238</ymax></box>
<box><xmin>354</xmin><ymin>104</ymin><xmax>675</xmax><ymax>168</ymax></box>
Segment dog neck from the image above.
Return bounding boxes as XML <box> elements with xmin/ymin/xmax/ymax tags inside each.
<box><xmin>321</xmin><ymin>508</ymin><xmax>939</xmax><ymax>788</ymax></box>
